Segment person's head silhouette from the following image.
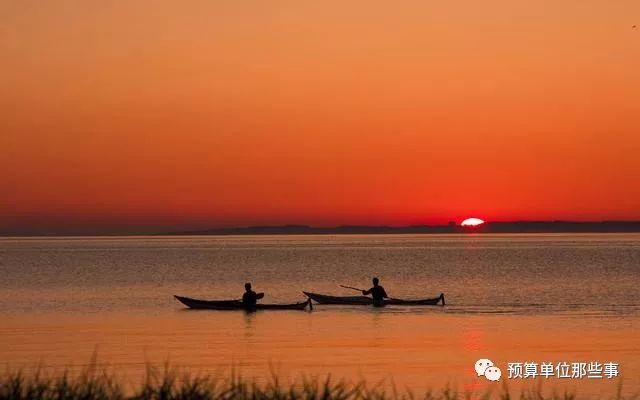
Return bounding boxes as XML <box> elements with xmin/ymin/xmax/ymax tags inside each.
<box><xmin>245</xmin><ymin>282</ymin><xmax>252</xmax><ymax>291</ymax></box>
<box><xmin>372</xmin><ymin>277</ymin><xmax>379</xmax><ymax>286</ymax></box>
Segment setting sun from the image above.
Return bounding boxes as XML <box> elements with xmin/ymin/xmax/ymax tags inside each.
<box><xmin>461</xmin><ymin>218</ymin><xmax>485</xmax><ymax>227</ymax></box>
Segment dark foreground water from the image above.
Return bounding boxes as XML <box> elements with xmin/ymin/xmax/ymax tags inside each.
<box><xmin>1</xmin><ymin>234</ymin><xmax>639</xmax><ymax>397</ymax></box>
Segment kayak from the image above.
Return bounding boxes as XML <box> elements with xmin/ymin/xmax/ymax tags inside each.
<box><xmin>303</xmin><ymin>292</ymin><xmax>445</xmax><ymax>306</ymax></box>
<box><xmin>174</xmin><ymin>295</ymin><xmax>312</xmax><ymax>310</ymax></box>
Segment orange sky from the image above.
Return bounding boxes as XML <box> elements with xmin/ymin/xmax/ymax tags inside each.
<box><xmin>2</xmin><ymin>1</ymin><xmax>640</xmax><ymax>233</ymax></box>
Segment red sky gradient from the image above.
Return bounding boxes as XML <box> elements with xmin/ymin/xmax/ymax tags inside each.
<box><xmin>2</xmin><ymin>1</ymin><xmax>640</xmax><ymax>233</ymax></box>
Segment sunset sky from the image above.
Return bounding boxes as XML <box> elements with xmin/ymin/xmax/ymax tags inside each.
<box><xmin>2</xmin><ymin>1</ymin><xmax>640</xmax><ymax>234</ymax></box>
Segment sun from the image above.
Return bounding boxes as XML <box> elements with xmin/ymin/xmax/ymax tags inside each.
<box><xmin>461</xmin><ymin>217</ymin><xmax>485</xmax><ymax>227</ymax></box>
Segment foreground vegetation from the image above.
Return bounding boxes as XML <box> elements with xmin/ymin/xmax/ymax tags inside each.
<box><xmin>0</xmin><ymin>365</ymin><xmax>633</xmax><ymax>400</ymax></box>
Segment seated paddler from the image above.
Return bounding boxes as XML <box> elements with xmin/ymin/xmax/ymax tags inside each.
<box><xmin>242</xmin><ymin>282</ymin><xmax>264</xmax><ymax>307</ymax></box>
<box><xmin>362</xmin><ymin>277</ymin><xmax>388</xmax><ymax>306</ymax></box>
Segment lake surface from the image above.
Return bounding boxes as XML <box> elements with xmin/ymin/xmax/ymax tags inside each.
<box><xmin>1</xmin><ymin>234</ymin><xmax>639</xmax><ymax>397</ymax></box>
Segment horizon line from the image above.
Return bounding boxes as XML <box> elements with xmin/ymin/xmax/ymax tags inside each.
<box><xmin>2</xmin><ymin>220</ymin><xmax>640</xmax><ymax>237</ymax></box>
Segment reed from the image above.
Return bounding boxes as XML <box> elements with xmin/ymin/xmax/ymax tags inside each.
<box><xmin>0</xmin><ymin>365</ymin><xmax>633</xmax><ymax>400</ymax></box>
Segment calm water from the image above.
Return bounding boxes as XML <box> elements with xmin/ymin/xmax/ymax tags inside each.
<box><xmin>1</xmin><ymin>234</ymin><xmax>639</xmax><ymax>397</ymax></box>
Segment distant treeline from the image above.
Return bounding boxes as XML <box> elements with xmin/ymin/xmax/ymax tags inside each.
<box><xmin>169</xmin><ymin>221</ymin><xmax>640</xmax><ymax>235</ymax></box>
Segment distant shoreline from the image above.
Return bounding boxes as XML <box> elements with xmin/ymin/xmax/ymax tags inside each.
<box><xmin>166</xmin><ymin>221</ymin><xmax>640</xmax><ymax>236</ymax></box>
<box><xmin>4</xmin><ymin>221</ymin><xmax>640</xmax><ymax>237</ymax></box>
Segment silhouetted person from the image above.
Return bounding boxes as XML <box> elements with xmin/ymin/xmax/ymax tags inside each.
<box><xmin>242</xmin><ymin>283</ymin><xmax>264</xmax><ymax>307</ymax></box>
<box><xmin>362</xmin><ymin>277</ymin><xmax>388</xmax><ymax>306</ymax></box>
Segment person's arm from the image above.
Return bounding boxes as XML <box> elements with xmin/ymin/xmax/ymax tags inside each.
<box><xmin>256</xmin><ymin>293</ymin><xmax>264</xmax><ymax>300</ymax></box>
<box><xmin>362</xmin><ymin>288</ymin><xmax>372</xmax><ymax>295</ymax></box>
<box><xmin>381</xmin><ymin>287</ymin><xmax>389</xmax><ymax>298</ymax></box>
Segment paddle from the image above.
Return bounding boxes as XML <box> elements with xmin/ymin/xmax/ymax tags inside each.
<box><xmin>340</xmin><ymin>284</ymin><xmax>403</xmax><ymax>302</ymax></box>
<box><xmin>339</xmin><ymin>284</ymin><xmax>365</xmax><ymax>292</ymax></box>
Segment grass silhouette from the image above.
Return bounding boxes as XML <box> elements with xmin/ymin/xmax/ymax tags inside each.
<box><xmin>0</xmin><ymin>363</ymin><xmax>634</xmax><ymax>400</ymax></box>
